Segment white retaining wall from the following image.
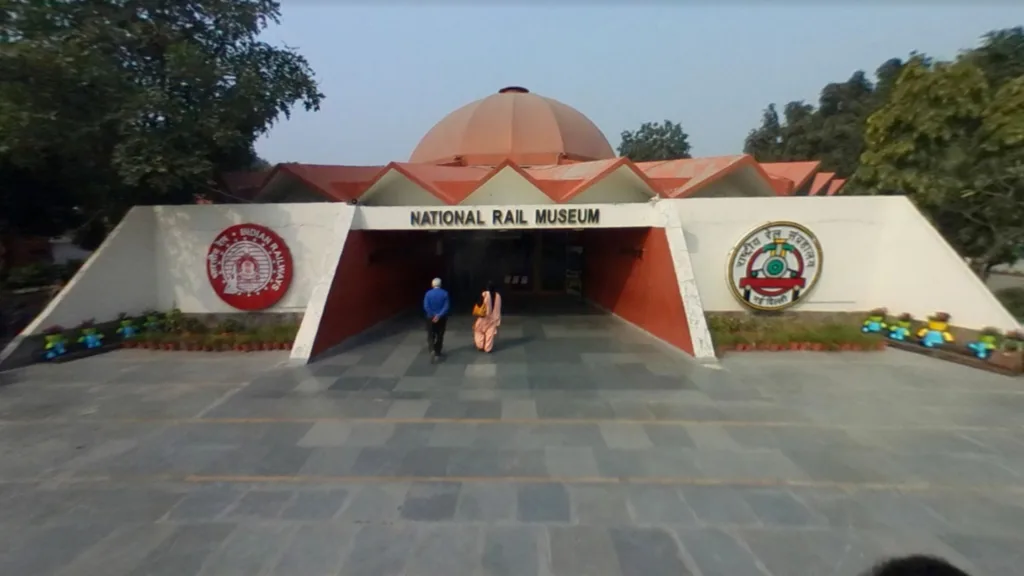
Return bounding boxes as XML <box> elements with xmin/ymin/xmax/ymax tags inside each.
<box><xmin>671</xmin><ymin>196</ymin><xmax>1020</xmax><ymax>331</ymax></box>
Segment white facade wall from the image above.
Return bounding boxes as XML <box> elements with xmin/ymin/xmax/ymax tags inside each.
<box><xmin>17</xmin><ymin>204</ymin><xmax>352</xmax><ymax>337</ymax></box>
<box><xmin>13</xmin><ymin>195</ymin><xmax>1019</xmax><ymax>343</ymax></box>
<box><xmin>153</xmin><ymin>204</ymin><xmax>352</xmax><ymax>314</ymax></box>
<box><xmin>19</xmin><ymin>207</ymin><xmax>159</xmax><ymax>333</ymax></box>
<box><xmin>671</xmin><ymin>196</ymin><xmax>1020</xmax><ymax>331</ymax></box>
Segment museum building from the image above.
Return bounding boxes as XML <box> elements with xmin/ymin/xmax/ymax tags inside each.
<box><xmin>1</xmin><ymin>87</ymin><xmax>1018</xmax><ymax>370</ymax></box>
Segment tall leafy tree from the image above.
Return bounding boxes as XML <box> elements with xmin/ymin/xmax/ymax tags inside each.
<box><xmin>0</xmin><ymin>0</ymin><xmax>323</xmax><ymax>239</ymax></box>
<box><xmin>855</xmin><ymin>56</ymin><xmax>1024</xmax><ymax>278</ymax></box>
<box><xmin>743</xmin><ymin>63</ymin><xmax>903</xmax><ymax>180</ymax></box>
<box><xmin>618</xmin><ymin>120</ymin><xmax>692</xmax><ymax>161</ymax></box>
<box><xmin>964</xmin><ymin>27</ymin><xmax>1024</xmax><ymax>89</ymax></box>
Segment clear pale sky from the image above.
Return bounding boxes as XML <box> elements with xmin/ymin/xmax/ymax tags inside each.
<box><xmin>255</xmin><ymin>4</ymin><xmax>1024</xmax><ymax>166</ymax></box>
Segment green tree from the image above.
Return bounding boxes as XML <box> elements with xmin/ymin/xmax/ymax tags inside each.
<box><xmin>0</xmin><ymin>0</ymin><xmax>323</xmax><ymax>239</ymax></box>
<box><xmin>855</xmin><ymin>56</ymin><xmax>1024</xmax><ymax>278</ymax></box>
<box><xmin>964</xmin><ymin>27</ymin><xmax>1024</xmax><ymax>89</ymax></box>
<box><xmin>744</xmin><ymin>64</ymin><xmax>903</xmax><ymax>181</ymax></box>
<box><xmin>618</xmin><ymin>120</ymin><xmax>692</xmax><ymax>161</ymax></box>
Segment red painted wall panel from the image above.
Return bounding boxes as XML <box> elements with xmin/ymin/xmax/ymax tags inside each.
<box><xmin>310</xmin><ymin>231</ymin><xmax>440</xmax><ymax>357</ymax></box>
<box><xmin>582</xmin><ymin>228</ymin><xmax>694</xmax><ymax>355</ymax></box>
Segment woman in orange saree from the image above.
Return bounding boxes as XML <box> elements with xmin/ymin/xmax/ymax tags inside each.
<box><xmin>473</xmin><ymin>282</ymin><xmax>502</xmax><ymax>353</ymax></box>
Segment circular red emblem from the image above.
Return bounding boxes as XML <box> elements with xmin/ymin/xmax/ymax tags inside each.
<box><xmin>206</xmin><ymin>224</ymin><xmax>293</xmax><ymax>310</ymax></box>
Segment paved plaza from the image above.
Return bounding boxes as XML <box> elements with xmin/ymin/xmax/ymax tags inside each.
<box><xmin>1</xmin><ymin>309</ymin><xmax>1024</xmax><ymax>575</ymax></box>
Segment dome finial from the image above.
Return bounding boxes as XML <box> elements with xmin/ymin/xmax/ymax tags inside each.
<box><xmin>498</xmin><ymin>86</ymin><xmax>529</xmax><ymax>94</ymax></box>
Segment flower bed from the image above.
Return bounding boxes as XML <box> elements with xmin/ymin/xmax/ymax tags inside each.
<box><xmin>37</xmin><ymin>309</ymin><xmax>300</xmax><ymax>362</ymax></box>
<box><xmin>121</xmin><ymin>311</ymin><xmax>298</xmax><ymax>353</ymax></box>
<box><xmin>707</xmin><ymin>313</ymin><xmax>886</xmax><ymax>354</ymax></box>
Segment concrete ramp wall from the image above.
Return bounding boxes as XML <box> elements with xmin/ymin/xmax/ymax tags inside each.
<box><xmin>0</xmin><ymin>207</ymin><xmax>158</xmax><ymax>369</ymax></box>
<box><xmin>1</xmin><ymin>203</ymin><xmax>354</xmax><ymax>370</ymax></box>
<box><xmin>871</xmin><ymin>198</ymin><xmax>1019</xmax><ymax>331</ymax></box>
<box><xmin>673</xmin><ymin>196</ymin><xmax>1020</xmax><ymax>331</ymax></box>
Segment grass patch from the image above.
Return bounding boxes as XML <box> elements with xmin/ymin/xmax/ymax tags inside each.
<box><xmin>706</xmin><ymin>312</ymin><xmax>883</xmax><ymax>350</ymax></box>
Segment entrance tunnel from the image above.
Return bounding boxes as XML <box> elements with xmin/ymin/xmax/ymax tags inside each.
<box><xmin>307</xmin><ymin>228</ymin><xmax>695</xmax><ymax>358</ymax></box>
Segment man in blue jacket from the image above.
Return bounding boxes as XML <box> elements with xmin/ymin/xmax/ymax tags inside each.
<box><xmin>423</xmin><ymin>277</ymin><xmax>450</xmax><ymax>362</ymax></box>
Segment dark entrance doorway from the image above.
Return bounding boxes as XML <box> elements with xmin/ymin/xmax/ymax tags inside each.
<box><xmin>440</xmin><ymin>230</ymin><xmax>584</xmax><ymax>307</ymax></box>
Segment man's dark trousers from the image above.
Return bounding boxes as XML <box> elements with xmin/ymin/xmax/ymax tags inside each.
<box><xmin>427</xmin><ymin>316</ymin><xmax>447</xmax><ymax>356</ymax></box>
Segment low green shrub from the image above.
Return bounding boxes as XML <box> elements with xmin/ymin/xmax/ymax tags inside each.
<box><xmin>995</xmin><ymin>287</ymin><xmax>1024</xmax><ymax>321</ymax></box>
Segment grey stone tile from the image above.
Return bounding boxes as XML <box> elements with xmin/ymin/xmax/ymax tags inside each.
<box><xmin>426</xmin><ymin>400</ymin><xmax>500</xmax><ymax>419</ymax></box>
<box><xmin>524</xmin><ymin>423</ymin><xmax>606</xmax><ymax>448</ymax></box>
<box><xmin>626</xmin><ymin>485</ymin><xmax>698</xmax><ymax>525</ymax></box>
<box><xmin>385</xmin><ymin>423</ymin><xmax>437</xmax><ymax>449</ymax></box>
<box><xmin>385</xmin><ymin>399</ymin><xmax>431</xmax><ymax>419</ymax></box>
<box><xmin>739</xmin><ymin>528</ymin><xmax>875</xmax><ymax>576</ymax></box>
<box><xmin>130</xmin><ymin>524</ymin><xmax>236</xmax><ymax>576</ymax></box>
<box><xmin>401</xmin><ymin>482</ymin><xmax>461</xmax><ymax>521</ymax></box>
<box><xmin>295</xmin><ymin>446</ymin><xmax>358</xmax><ymax>474</ymax></box>
<box><xmin>54</xmin><ymin>524</ymin><xmax>177</xmax><ymax>576</ymax></box>
<box><xmin>222</xmin><ymin>489</ymin><xmax>293</xmax><ymax>520</ymax></box>
<box><xmin>455</xmin><ymin>482</ymin><xmax>518</xmax><ymax>522</ymax></box>
<box><xmin>398</xmin><ymin>447</ymin><xmax>454</xmax><ymax>477</ymax></box>
<box><xmin>429</xmin><ymin>423</ymin><xmax>478</xmax><ymax>447</ymax></box>
<box><xmin>537</xmin><ymin>398</ymin><xmax>615</xmax><ymax>419</ymax></box>
<box><xmin>850</xmin><ymin>491</ymin><xmax>951</xmax><ymax>532</ymax></box>
<box><xmin>250</xmin><ymin>445</ymin><xmax>313</xmax><ymax>475</ymax></box>
<box><xmin>466</xmin><ymin>363</ymin><xmax>498</xmax><ymax>378</ymax></box>
<box><xmin>611</xmin><ymin>526</ymin><xmax>692</xmax><ymax>576</ymax></box>
<box><xmin>592</xmin><ymin>448</ymin><xmax>652</xmax><ymax>478</ymax></box>
<box><xmin>482</xmin><ymin>525</ymin><xmax>542</xmax><ymax>576</ymax></box>
<box><xmin>279</xmin><ymin>489</ymin><xmax>350</xmax><ymax>520</ymax></box>
<box><xmin>643</xmin><ymin>424</ymin><xmax>696</xmax><ymax>448</ymax></box>
<box><xmin>608</xmin><ymin>400</ymin><xmax>656</xmax><ymax>420</ymax></box>
<box><xmin>692</xmin><ymin>449</ymin><xmax>809</xmax><ymax>481</ymax></box>
<box><xmin>548</xmin><ymin>526</ymin><xmax>621</xmax><ymax>576</ymax></box>
<box><xmin>272</xmin><ymin>524</ymin><xmax>356</xmax><ymax>575</ymax></box>
<box><xmin>405</xmin><ymin>525</ymin><xmax>482</xmax><ymax>576</ymax></box>
<box><xmin>340</xmin><ymin>525</ymin><xmax>417</xmax><ymax>576</ymax></box>
<box><xmin>197</xmin><ymin>524</ymin><xmax>293</xmax><ymax>576</ymax></box>
<box><xmin>726</xmin><ymin>426</ymin><xmax>780</xmax><ymax>450</ymax></box>
<box><xmin>297</xmin><ymin>422</ymin><xmax>352</xmax><ymax>447</ymax></box>
<box><xmin>938</xmin><ymin>533</ymin><xmax>1024</xmax><ymax>576</ymax></box>
<box><xmin>60</xmin><ymin>487</ymin><xmax>184</xmax><ymax>523</ymax></box>
<box><xmin>684</xmin><ymin>424</ymin><xmax>743</xmax><ymax>450</ymax></box>
<box><xmin>545</xmin><ymin>446</ymin><xmax>600</xmax><ymax>478</ymax></box>
<box><xmin>518</xmin><ymin>483</ymin><xmax>571</xmax><ymax>523</ymax></box>
<box><xmin>338</xmin><ymin>483</ymin><xmax>410</xmax><ymax>523</ymax></box>
<box><xmin>672</xmin><ymin>528</ymin><xmax>765</xmax><ymax>576</ymax></box>
<box><xmin>923</xmin><ymin>492</ymin><xmax>1024</xmax><ymax>537</ymax></box>
<box><xmin>740</xmin><ymin>489</ymin><xmax>828</xmax><ymax>527</ymax></box>
<box><xmin>0</xmin><ymin>524</ymin><xmax>118</xmax><ymax>575</ymax></box>
<box><xmin>648</xmin><ymin>402</ymin><xmax>725</xmax><ymax>421</ymax></box>
<box><xmin>346</xmin><ymin>422</ymin><xmax>396</xmax><ymax>446</ymax></box>
<box><xmin>350</xmin><ymin>447</ymin><xmax>406</xmax><ymax>475</ymax></box>
<box><xmin>679</xmin><ymin>485</ymin><xmax>760</xmax><ymax>525</ymax></box>
<box><xmin>570</xmin><ymin>485</ymin><xmax>631</xmax><ymax>525</ymax></box>
<box><xmin>798</xmin><ymin>488</ymin><xmax>879</xmax><ymax>529</ymax></box>
<box><xmin>473</xmin><ymin>423</ymin><xmax>528</xmax><ymax>449</ymax></box>
<box><xmin>329</xmin><ymin>376</ymin><xmax>369</xmax><ymax>391</ymax></box>
<box><xmin>448</xmin><ymin>449</ymin><xmax>548</xmax><ymax>477</ymax></box>
<box><xmin>783</xmin><ymin>449</ymin><xmax>878</xmax><ymax>483</ymax></box>
<box><xmin>600</xmin><ymin>423</ymin><xmax>655</xmax><ymax>449</ymax></box>
<box><xmin>163</xmin><ymin>485</ymin><xmax>245</xmax><ymax>521</ymax></box>
<box><xmin>502</xmin><ymin>399</ymin><xmax>538</xmax><ymax>419</ymax></box>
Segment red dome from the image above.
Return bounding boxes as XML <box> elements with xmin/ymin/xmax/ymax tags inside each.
<box><xmin>410</xmin><ymin>87</ymin><xmax>616</xmax><ymax>166</ymax></box>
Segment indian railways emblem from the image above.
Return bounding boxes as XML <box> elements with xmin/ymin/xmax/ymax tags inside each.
<box><xmin>726</xmin><ymin>221</ymin><xmax>823</xmax><ymax>312</ymax></box>
<box><xmin>207</xmin><ymin>224</ymin><xmax>293</xmax><ymax>311</ymax></box>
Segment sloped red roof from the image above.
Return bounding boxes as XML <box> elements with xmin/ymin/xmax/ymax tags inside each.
<box><xmin>760</xmin><ymin>162</ymin><xmax>821</xmax><ymax>196</ymax></box>
<box><xmin>219</xmin><ymin>169</ymin><xmax>272</xmax><ymax>201</ymax></box>
<box><xmin>246</xmin><ymin>155</ymin><xmax>846</xmax><ymax>205</ymax></box>
<box><xmin>826</xmin><ymin>179</ymin><xmax>846</xmax><ymax>195</ymax></box>
<box><xmin>808</xmin><ymin>172</ymin><xmax>835</xmax><ymax>196</ymax></box>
